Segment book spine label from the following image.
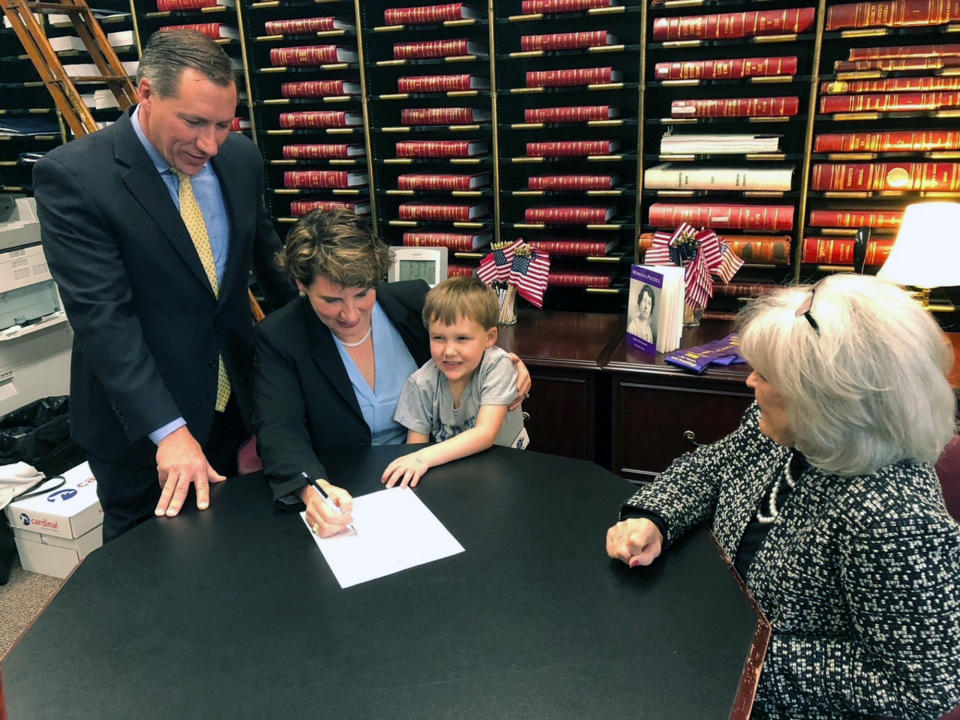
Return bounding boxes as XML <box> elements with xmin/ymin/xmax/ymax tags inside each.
<box><xmin>648</xmin><ymin>203</ymin><xmax>795</xmax><ymax>230</ymax></box>
<box><xmin>385</xmin><ymin>3</ymin><xmax>465</xmax><ymax>24</ymax></box>
<box><xmin>282</xmin><ymin>144</ymin><xmax>355</xmax><ymax>159</ymax></box>
<box><xmin>813</xmin><ymin>130</ymin><xmax>960</xmax><ymax>152</ymax></box>
<box><xmin>652</xmin><ymin>8</ymin><xmax>815</xmax><ymax>41</ymax></box>
<box><xmin>520</xmin><ymin>31</ymin><xmax>610</xmax><ymax>51</ymax></box>
<box><xmin>394</xmin><ymin>39</ymin><xmax>470</xmax><ymax>59</ymax></box>
<box><xmin>524</xmin><ymin>206</ymin><xmax>611</xmax><ymax>223</ymax></box>
<box><xmin>528</xmin><ymin>175</ymin><xmax>614</xmax><ymax>189</ymax></box>
<box><xmin>397</xmin><ymin>74</ymin><xmax>473</xmax><ymax>92</ymax></box>
<box><xmin>807</xmin><ymin>209</ymin><xmax>903</xmax><ymax>228</ymax></box>
<box><xmin>821</xmin><ymin>91</ymin><xmax>960</xmax><ymax>113</ymax></box>
<box><xmin>811</xmin><ymin>162</ymin><xmax>960</xmax><ymax>191</ymax></box>
<box><xmin>526</xmin><ymin>140</ymin><xmax>613</xmax><ymax>156</ymax></box>
<box><xmin>283</xmin><ymin>170</ymin><xmax>349</xmax><ymax>188</ymax></box>
<box><xmin>655</xmin><ymin>56</ymin><xmax>798</xmax><ymax>80</ymax></box>
<box><xmin>521</xmin><ymin>0</ymin><xmax>612</xmax><ymax>11</ymax></box>
<box><xmin>396</xmin><ymin>140</ymin><xmax>472</xmax><ymax>158</ymax></box>
<box><xmin>671</xmin><ymin>96</ymin><xmax>799</xmax><ymax>118</ymax></box>
<box><xmin>264</xmin><ymin>17</ymin><xmax>336</xmax><ymax>35</ymax></box>
<box><xmin>281</xmin><ymin>80</ymin><xmax>347</xmax><ymax>98</ymax></box>
<box><xmin>526</xmin><ymin>67</ymin><xmax>613</xmax><ymax>87</ymax></box>
<box><xmin>402</xmin><ymin>232</ymin><xmax>475</xmax><ymax>250</ymax></box>
<box><xmin>279</xmin><ymin>111</ymin><xmax>349</xmax><ymax>128</ymax></box>
<box><xmin>400</xmin><ymin>107</ymin><xmax>474</xmax><ymax>125</ymax></box>
<box><xmin>524</xmin><ymin>105</ymin><xmax>611</xmax><ymax>122</ymax></box>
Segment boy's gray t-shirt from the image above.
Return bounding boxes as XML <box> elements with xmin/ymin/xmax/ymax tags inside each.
<box><xmin>394</xmin><ymin>345</ymin><xmax>524</xmax><ymax>446</ymax></box>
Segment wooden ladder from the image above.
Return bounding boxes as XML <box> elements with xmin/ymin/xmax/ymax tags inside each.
<box><xmin>0</xmin><ymin>0</ymin><xmax>136</xmax><ymax>138</ymax></box>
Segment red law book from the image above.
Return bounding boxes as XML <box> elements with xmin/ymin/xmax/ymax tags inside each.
<box><xmin>527</xmin><ymin>238</ymin><xmax>616</xmax><ymax>255</ymax></box>
<box><xmin>158</xmin><ymin>23</ymin><xmax>237</xmax><ymax>40</ymax></box>
<box><xmin>520</xmin><ymin>30</ymin><xmax>616</xmax><ymax>51</ymax></box>
<box><xmin>402</xmin><ymin>231</ymin><xmax>491</xmax><ymax>251</ymax></box>
<box><xmin>279</xmin><ymin>111</ymin><xmax>362</xmax><ymax>129</ymax></box>
<box><xmin>672</xmin><ymin>97</ymin><xmax>799</xmax><ymax>118</ymax></box>
<box><xmin>637</xmin><ymin>232</ymin><xmax>792</xmax><ymax>258</ymax></box>
<box><xmin>393</xmin><ymin>39</ymin><xmax>480</xmax><ymax>60</ymax></box>
<box><xmin>447</xmin><ymin>264</ymin><xmax>475</xmax><ymax>278</ymax></box>
<box><xmin>400</xmin><ymin>107</ymin><xmax>479</xmax><ymax>125</ymax></box>
<box><xmin>395</xmin><ymin>140</ymin><xmax>486</xmax><ymax>158</ymax></box>
<box><xmin>524</xmin><ymin>206</ymin><xmax>614</xmax><ymax>223</ymax></box>
<box><xmin>289</xmin><ymin>199</ymin><xmax>369</xmax><ymax>216</ymax></box>
<box><xmin>821</xmin><ymin>77</ymin><xmax>960</xmax><ymax>94</ymax></box>
<box><xmin>281</xmin><ymin>80</ymin><xmax>359</xmax><ymax>98</ymax></box>
<box><xmin>807</xmin><ymin>209</ymin><xmax>903</xmax><ymax>228</ymax></box>
<box><xmin>648</xmin><ymin>203</ymin><xmax>795</xmax><ymax>231</ymax></box>
<box><xmin>397</xmin><ymin>74</ymin><xmax>487</xmax><ymax>93</ymax></box>
<box><xmin>522</xmin><ymin>0</ymin><xmax>616</xmax><ymax>10</ymax></box>
<box><xmin>263</xmin><ymin>17</ymin><xmax>344</xmax><ymax>35</ymax></box>
<box><xmin>655</xmin><ymin>56</ymin><xmax>798</xmax><ymax>81</ymax></box>
<box><xmin>524</xmin><ymin>105</ymin><xmax>617</xmax><ymax>122</ymax></box>
<box><xmin>834</xmin><ymin>57</ymin><xmax>960</xmax><ymax>71</ymax></box>
<box><xmin>826</xmin><ymin>0</ymin><xmax>960</xmax><ymax>30</ymax></box>
<box><xmin>802</xmin><ymin>237</ymin><xmax>895</xmax><ymax>265</ymax></box>
<box><xmin>525</xmin><ymin>67</ymin><xmax>619</xmax><ymax>87</ymax></box>
<box><xmin>282</xmin><ymin>144</ymin><xmax>364</xmax><ymax>159</ymax></box>
<box><xmin>526</xmin><ymin>140</ymin><xmax>618</xmax><ymax>156</ymax></box>
<box><xmin>398</xmin><ymin>203</ymin><xmax>488</xmax><ymax>221</ymax></box>
<box><xmin>156</xmin><ymin>0</ymin><xmax>232</xmax><ymax>10</ymax></box>
<box><xmin>270</xmin><ymin>46</ymin><xmax>356</xmax><ymax>67</ymax></box>
<box><xmin>384</xmin><ymin>3</ymin><xmax>476</xmax><ymax>24</ymax></box>
<box><xmin>283</xmin><ymin>171</ymin><xmax>367</xmax><ymax>189</ymax></box>
<box><xmin>820</xmin><ymin>91</ymin><xmax>960</xmax><ymax>113</ymax></box>
<box><xmin>814</xmin><ymin>130</ymin><xmax>960</xmax><ymax>153</ymax></box>
<box><xmin>229</xmin><ymin>117</ymin><xmax>249</xmax><ymax>132</ymax></box>
<box><xmin>547</xmin><ymin>271</ymin><xmax>612</xmax><ymax>288</ymax></box>
<box><xmin>652</xmin><ymin>7</ymin><xmax>815</xmax><ymax>41</ymax></box>
<box><xmin>528</xmin><ymin>175</ymin><xmax>616</xmax><ymax>190</ymax></box>
<box><xmin>396</xmin><ymin>173</ymin><xmax>489</xmax><ymax>190</ymax></box>
<box><xmin>811</xmin><ymin>162</ymin><xmax>960</xmax><ymax>191</ymax></box>
<box><xmin>847</xmin><ymin>43</ymin><xmax>960</xmax><ymax>60</ymax></box>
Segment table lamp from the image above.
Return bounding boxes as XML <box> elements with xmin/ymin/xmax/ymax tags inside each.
<box><xmin>877</xmin><ymin>201</ymin><xmax>960</xmax><ymax>309</ymax></box>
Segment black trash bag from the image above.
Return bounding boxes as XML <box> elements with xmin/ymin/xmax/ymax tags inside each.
<box><xmin>0</xmin><ymin>396</ymin><xmax>85</xmax><ymax>585</ymax></box>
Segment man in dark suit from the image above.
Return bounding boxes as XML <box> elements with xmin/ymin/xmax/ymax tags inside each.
<box><xmin>34</xmin><ymin>30</ymin><xmax>294</xmax><ymax>541</ymax></box>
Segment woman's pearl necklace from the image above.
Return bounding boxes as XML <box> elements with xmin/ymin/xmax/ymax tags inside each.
<box><xmin>339</xmin><ymin>325</ymin><xmax>372</xmax><ymax>348</ymax></box>
<box><xmin>756</xmin><ymin>454</ymin><xmax>796</xmax><ymax>525</ymax></box>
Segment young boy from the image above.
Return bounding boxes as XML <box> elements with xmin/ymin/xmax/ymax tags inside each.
<box><xmin>382</xmin><ymin>276</ymin><xmax>527</xmax><ymax>488</ymax></box>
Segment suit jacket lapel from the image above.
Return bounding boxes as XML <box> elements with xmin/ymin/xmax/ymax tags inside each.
<box><xmin>210</xmin><ymin>149</ymin><xmax>245</xmax><ymax>305</ymax></box>
<box><xmin>302</xmin><ymin>297</ymin><xmax>365</xmax><ymax>420</ymax></box>
<box><xmin>377</xmin><ymin>284</ymin><xmax>431</xmax><ymax>365</ymax></box>
<box><xmin>113</xmin><ymin>110</ymin><xmax>218</xmax><ymax>297</ymax></box>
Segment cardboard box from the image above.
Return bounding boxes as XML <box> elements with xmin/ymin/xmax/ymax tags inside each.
<box><xmin>5</xmin><ymin>462</ymin><xmax>103</xmax><ymax>578</ymax></box>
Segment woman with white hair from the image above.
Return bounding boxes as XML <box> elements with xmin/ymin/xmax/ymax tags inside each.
<box><xmin>606</xmin><ymin>274</ymin><xmax>960</xmax><ymax>719</ymax></box>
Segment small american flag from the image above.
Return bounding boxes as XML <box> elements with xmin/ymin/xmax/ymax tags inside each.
<box><xmin>477</xmin><ymin>239</ymin><xmax>521</xmax><ymax>284</ymax></box>
<box><xmin>509</xmin><ymin>249</ymin><xmax>550</xmax><ymax>309</ymax></box>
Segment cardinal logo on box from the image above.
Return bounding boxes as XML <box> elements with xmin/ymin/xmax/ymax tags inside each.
<box><xmin>47</xmin><ymin>488</ymin><xmax>77</xmax><ymax>503</ymax></box>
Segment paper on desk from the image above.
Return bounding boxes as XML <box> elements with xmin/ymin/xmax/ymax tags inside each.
<box><xmin>301</xmin><ymin>487</ymin><xmax>464</xmax><ymax>589</ymax></box>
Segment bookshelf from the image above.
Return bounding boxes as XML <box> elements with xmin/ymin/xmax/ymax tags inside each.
<box><xmin>6</xmin><ymin>0</ymin><xmax>958</xmax><ymax>316</ymax></box>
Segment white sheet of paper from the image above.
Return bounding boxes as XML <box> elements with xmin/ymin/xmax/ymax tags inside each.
<box><xmin>301</xmin><ymin>487</ymin><xmax>464</xmax><ymax>589</ymax></box>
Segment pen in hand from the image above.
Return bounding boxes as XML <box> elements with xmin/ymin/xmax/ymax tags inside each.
<box><xmin>301</xmin><ymin>472</ymin><xmax>358</xmax><ymax>535</ymax></box>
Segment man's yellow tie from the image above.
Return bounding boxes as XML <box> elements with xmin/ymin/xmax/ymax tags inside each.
<box><xmin>175</xmin><ymin>170</ymin><xmax>231</xmax><ymax>412</ymax></box>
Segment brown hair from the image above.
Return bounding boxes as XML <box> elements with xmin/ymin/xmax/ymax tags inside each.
<box><xmin>278</xmin><ymin>209</ymin><xmax>394</xmax><ymax>289</ymax></box>
<box><xmin>136</xmin><ymin>30</ymin><xmax>235</xmax><ymax>97</ymax></box>
<box><xmin>423</xmin><ymin>276</ymin><xmax>499</xmax><ymax>330</ymax></box>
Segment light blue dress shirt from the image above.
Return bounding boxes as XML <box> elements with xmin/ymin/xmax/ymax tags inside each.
<box><xmin>334</xmin><ymin>302</ymin><xmax>418</xmax><ymax>445</ymax></box>
<box><xmin>131</xmin><ymin>105</ymin><xmax>232</xmax><ymax>443</ymax></box>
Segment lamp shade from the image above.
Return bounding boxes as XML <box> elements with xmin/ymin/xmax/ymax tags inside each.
<box><xmin>877</xmin><ymin>202</ymin><xmax>960</xmax><ymax>289</ymax></box>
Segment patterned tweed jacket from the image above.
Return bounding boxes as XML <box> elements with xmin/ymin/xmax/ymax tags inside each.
<box><xmin>621</xmin><ymin>404</ymin><xmax>960</xmax><ymax>720</ymax></box>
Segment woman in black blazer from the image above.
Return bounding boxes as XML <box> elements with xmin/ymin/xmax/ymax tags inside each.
<box><xmin>253</xmin><ymin>210</ymin><xmax>529</xmax><ymax>535</ymax></box>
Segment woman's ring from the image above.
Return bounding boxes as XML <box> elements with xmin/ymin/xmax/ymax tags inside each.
<box><xmin>312</xmin><ymin>522</ymin><xmax>320</xmax><ymax>535</ymax></box>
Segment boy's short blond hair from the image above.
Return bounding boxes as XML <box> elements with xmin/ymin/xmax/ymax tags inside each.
<box><xmin>423</xmin><ymin>276</ymin><xmax>499</xmax><ymax>330</ymax></box>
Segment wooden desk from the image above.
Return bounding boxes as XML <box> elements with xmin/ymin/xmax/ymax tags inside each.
<box><xmin>1</xmin><ymin>447</ymin><xmax>768</xmax><ymax>720</ymax></box>
<box><xmin>497</xmin><ymin>310</ymin><xmax>622</xmax><ymax>465</ymax></box>
<box><xmin>605</xmin><ymin>320</ymin><xmax>753</xmax><ymax>482</ymax></box>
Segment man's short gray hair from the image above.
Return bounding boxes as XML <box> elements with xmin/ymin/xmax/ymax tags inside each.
<box><xmin>136</xmin><ymin>29</ymin><xmax>235</xmax><ymax>98</ymax></box>
<box><xmin>737</xmin><ymin>274</ymin><xmax>956</xmax><ymax>476</ymax></box>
